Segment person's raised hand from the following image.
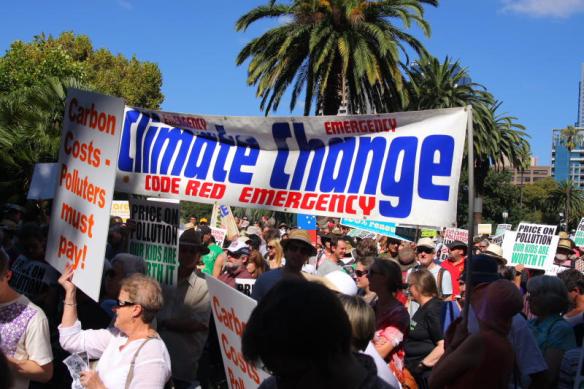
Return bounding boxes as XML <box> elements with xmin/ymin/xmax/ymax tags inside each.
<box><xmin>58</xmin><ymin>267</ymin><xmax>76</xmax><ymax>295</ymax></box>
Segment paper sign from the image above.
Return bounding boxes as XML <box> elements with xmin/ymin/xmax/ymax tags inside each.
<box><xmin>440</xmin><ymin>228</ymin><xmax>469</xmax><ymax>261</ymax></box>
<box><xmin>115</xmin><ymin>107</ymin><xmax>469</xmax><ymax>227</ymax></box>
<box><xmin>421</xmin><ymin>229</ymin><xmax>437</xmax><ymax>238</ymax></box>
<box><xmin>44</xmin><ymin>89</ymin><xmax>124</xmax><ymax>301</ymax></box>
<box><xmin>235</xmin><ymin>278</ymin><xmax>256</xmax><ymax>297</ymax></box>
<box><xmin>27</xmin><ymin>163</ymin><xmax>59</xmax><ymax>200</ymax></box>
<box><xmin>206</xmin><ymin>276</ymin><xmax>270</xmax><ymax>389</ymax></box>
<box><xmin>340</xmin><ymin>218</ymin><xmax>409</xmax><ymax>241</ymax></box>
<box><xmin>504</xmin><ymin>223</ymin><xmax>558</xmax><ymax>270</ymax></box>
<box><xmin>575</xmin><ymin>218</ymin><xmax>584</xmax><ymax>247</ymax></box>
<box><xmin>211</xmin><ymin>227</ymin><xmax>227</xmax><ymax>248</ymax></box>
<box><xmin>111</xmin><ymin>200</ymin><xmax>130</xmax><ymax>222</ymax></box>
<box><xmin>128</xmin><ymin>198</ymin><xmax>179</xmax><ymax>286</ymax></box>
<box><xmin>495</xmin><ymin>223</ymin><xmax>512</xmax><ymax>236</ymax></box>
<box><xmin>477</xmin><ymin>224</ymin><xmax>492</xmax><ymax>235</ymax></box>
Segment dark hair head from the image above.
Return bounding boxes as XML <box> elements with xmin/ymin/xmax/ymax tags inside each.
<box><xmin>557</xmin><ymin>269</ymin><xmax>584</xmax><ymax>294</ymax></box>
<box><xmin>355</xmin><ymin>238</ymin><xmax>377</xmax><ymax>260</ymax></box>
<box><xmin>242</xmin><ymin>279</ymin><xmax>352</xmax><ymax>377</ymax></box>
<box><xmin>370</xmin><ymin>258</ymin><xmax>403</xmax><ymax>292</ymax></box>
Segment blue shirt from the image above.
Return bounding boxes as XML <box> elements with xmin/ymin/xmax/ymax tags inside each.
<box><xmin>250</xmin><ymin>268</ymin><xmax>285</xmax><ymax>301</ymax></box>
<box><xmin>529</xmin><ymin>314</ymin><xmax>577</xmax><ymax>353</ymax></box>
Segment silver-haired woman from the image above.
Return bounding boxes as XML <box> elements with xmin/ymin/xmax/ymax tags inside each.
<box><xmin>58</xmin><ymin>268</ymin><xmax>171</xmax><ymax>389</ymax></box>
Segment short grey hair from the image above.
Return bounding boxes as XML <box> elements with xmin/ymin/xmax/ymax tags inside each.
<box><xmin>120</xmin><ymin>274</ymin><xmax>163</xmax><ymax>323</ymax></box>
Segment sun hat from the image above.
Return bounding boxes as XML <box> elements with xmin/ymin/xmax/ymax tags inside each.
<box><xmin>282</xmin><ymin>229</ymin><xmax>317</xmax><ymax>256</ymax></box>
<box><xmin>416</xmin><ymin>237</ymin><xmax>436</xmax><ymax>250</ymax></box>
<box><xmin>179</xmin><ymin>229</ymin><xmax>210</xmax><ymax>255</ymax></box>
<box><xmin>558</xmin><ymin>238</ymin><xmax>574</xmax><ymax>251</ymax></box>
<box><xmin>484</xmin><ymin>243</ymin><xmax>507</xmax><ymax>265</ymax></box>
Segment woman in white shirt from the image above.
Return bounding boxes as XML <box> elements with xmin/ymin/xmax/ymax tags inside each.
<box><xmin>58</xmin><ymin>268</ymin><xmax>171</xmax><ymax>389</ymax></box>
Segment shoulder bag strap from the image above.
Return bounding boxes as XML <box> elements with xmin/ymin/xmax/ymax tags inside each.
<box><xmin>125</xmin><ymin>336</ymin><xmax>157</xmax><ymax>389</ymax></box>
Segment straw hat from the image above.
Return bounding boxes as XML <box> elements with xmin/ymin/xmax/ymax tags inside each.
<box><xmin>282</xmin><ymin>229</ymin><xmax>317</xmax><ymax>256</ymax></box>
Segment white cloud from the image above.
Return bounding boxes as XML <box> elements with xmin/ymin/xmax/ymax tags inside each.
<box><xmin>501</xmin><ymin>0</ymin><xmax>584</xmax><ymax>18</ymax></box>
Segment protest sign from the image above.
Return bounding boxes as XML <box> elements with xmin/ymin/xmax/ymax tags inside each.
<box><xmin>207</xmin><ymin>276</ymin><xmax>270</xmax><ymax>389</ymax></box>
<box><xmin>115</xmin><ymin>106</ymin><xmax>468</xmax><ymax>227</ymax></box>
<box><xmin>477</xmin><ymin>224</ymin><xmax>492</xmax><ymax>235</ymax></box>
<box><xmin>45</xmin><ymin>89</ymin><xmax>124</xmax><ymax>301</ymax></box>
<box><xmin>128</xmin><ymin>198</ymin><xmax>179</xmax><ymax>286</ymax></box>
<box><xmin>503</xmin><ymin>223</ymin><xmax>558</xmax><ymax>270</ymax></box>
<box><xmin>421</xmin><ymin>229</ymin><xmax>437</xmax><ymax>238</ymax></box>
<box><xmin>575</xmin><ymin>218</ymin><xmax>584</xmax><ymax>247</ymax></box>
<box><xmin>347</xmin><ymin>229</ymin><xmax>377</xmax><ymax>240</ymax></box>
<box><xmin>211</xmin><ymin>227</ymin><xmax>227</xmax><ymax>248</ymax></box>
<box><xmin>235</xmin><ymin>278</ymin><xmax>256</xmax><ymax>297</ymax></box>
<box><xmin>211</xmin><ymin>204</ymin><xmax>239</xmax><ymax>240</ymax></box>
<box><xmin>495</xmin><ymin>223</ymin><xmax>512</xmax><ymax>236</ymax></box>
<box><xmin>27</xmin><ymin>163</ymin><xmax>59</xmax><ymax>200</ymax></box>
<box><xmin>439</xmin><ymin>228</ymin><xmax>469</xmax><ymax>261</ymax></box>
<box><xmin>111</xmin><ymin>200</ymin><xmax>130</xmax><ymax>222</ymax></box>
<box><xmin>340</xmin><ymin>218</ymin><xmax>408</xmax><ymax>241</ymax></box>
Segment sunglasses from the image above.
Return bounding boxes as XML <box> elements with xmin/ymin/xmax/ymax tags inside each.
<box><xmin>355</xmin><ymin>270</ymin><xmax>369</xmax><ymax>277</ymax></box>
<box><xmin>228</xmin><ymin>252</ymin><xmax>243</xmax><ymax>259</ymax></box>
<box><xmin>267</xmin><ymin>245</ymin><xmax>275</xmax><ymax>249</ymax></box>
<box><xmin>115</xmin><ymin>299</ymin><xmax>136</xmax><ymax>308</ymax></box>
<box><xmin>416</xmin><ymin>247</ymin><xmax>434</xmax><ymax>254</ymax></box>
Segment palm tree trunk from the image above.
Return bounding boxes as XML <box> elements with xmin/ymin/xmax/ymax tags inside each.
<box><xmin>321</xmin><ymin>55</ymin><xmax>343</xmax><ymax>115</ymax></box>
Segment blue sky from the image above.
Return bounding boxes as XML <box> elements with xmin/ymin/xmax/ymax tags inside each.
<box><xmin>1</xmin><ymin>0</ymin><xmax>583</xmax><ymax>165</ymax></box>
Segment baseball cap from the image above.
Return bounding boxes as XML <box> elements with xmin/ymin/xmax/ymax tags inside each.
<box><xmin>227</xmin><ymin>240</ymin><xmax>250</xmax><ymax>256</ymax></box>
<box><xmin>447</xmin><ymin>240</ymin><xmax>467</xmax><ymax>250</ymax></box>
<box><xmin>416</xmin><ymin>237</ymin><xmax>436</xmax><ymax>250</ymax></box>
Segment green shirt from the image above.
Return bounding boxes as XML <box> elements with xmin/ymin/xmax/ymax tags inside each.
<box><xmin>201</xmin><ymin>244</ymin><xmax>223</xmax><ymax>275</ymax></box>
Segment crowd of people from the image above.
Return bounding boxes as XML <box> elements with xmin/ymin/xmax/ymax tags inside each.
<box><xmin>1</xmin><ymin>202</ymin><xmax>584</xmax><ymax>389</ymax></box>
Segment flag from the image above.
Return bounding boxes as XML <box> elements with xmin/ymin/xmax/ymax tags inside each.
<box><xmin>297</xmin><ymin>214</ymin><xmax>316</xmax><ymax>230</ymax></box>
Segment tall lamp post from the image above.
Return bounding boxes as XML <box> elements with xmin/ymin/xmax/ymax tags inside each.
<box><xmin>502</xmin><ymin>211</ymin><xmax>508</xmax><ymax>224</ymax></box>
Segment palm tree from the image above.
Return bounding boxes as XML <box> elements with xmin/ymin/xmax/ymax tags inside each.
<box><xmin>405</xmin><ymin>56</ymin><xmax>530</xmax><ymax>225</ymax></box>
<box><xmin>546</xmin><ymin>180</ymin><xmax>584</xmax><ymax>230</ymax></box>
<box><xmin>235</xmin><ymin>0</ymin><xmax>438</xmax><ymax>116</ymax></box>
<box><xmin>560</xmin><ymin>125</ymin><xmax>582</xmax><ymax>152</ymax></box>
<box><xmin>0</xmin><ymin>76</ymin><xmax>88</xmax><ymax>202</ymax></box>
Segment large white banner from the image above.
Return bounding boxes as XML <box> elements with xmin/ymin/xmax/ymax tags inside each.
<box><xmin>115</xmin><ymin>107</ymin><xmax>468</xmax><ymax>227</ymax></box>
<box><xmin>207</xmin><ymin>276</ymin><xmax>270</xmax><ymax>389</ymax></box>
<box><xmin>45</xmin><ymin>89</ymin><xmax>124</xmax><ymax>301</ymax></box>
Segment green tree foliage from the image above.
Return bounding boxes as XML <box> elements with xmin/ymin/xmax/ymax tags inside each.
<box><xmin>0</xmin><ymin>77</ymin><xmax>87</xmax><ymax>202</ymax></box>
<box><xmin>546</xmin><ymin>180</ymin><xmax>584</xmax><ymax>230</ymax></box>
<box><xmin>236</xmin><ymin>0</ymin><xmax>438</xmax><ymax>115</ymax></box>
<box><xmin>560</xmin><ymin>125</ymin><xmax>582</xmax><ymax>152</ymax></box>
<box><xmin>0</xmin><ymin>32</ymin><xmax>163</xmax><ymax>108</ymax></box>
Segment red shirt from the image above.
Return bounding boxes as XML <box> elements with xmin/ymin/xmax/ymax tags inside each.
<box><xmin>441</xmin><ymin>258</ymin><xmax>465</xmax><ymax>297</ymax></box>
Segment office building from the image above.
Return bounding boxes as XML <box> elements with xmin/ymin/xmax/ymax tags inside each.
<box><xmin>506</xmin><ymin>156</ymin><xmax>551</xmax><ymax>186</ymax></box>
<box><xmin>552</xmin><ymin>127</ymin><xmax>584</xmax><ymax>188</ymax></box>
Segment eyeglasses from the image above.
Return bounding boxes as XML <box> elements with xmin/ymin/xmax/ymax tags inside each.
<box><xmin>416</xmin><ymin>247</ymin><xmax>434</xmax><ymax>254</ymax></box>
<box><xmin>115</xmin><ymin>299</ymin><xmax>136</xmax><ymax>308</ymax></box>
<box><xmin>355</xmin><ymin>270</ymin><xmax>369</xmax><ymax>277</ymax></box>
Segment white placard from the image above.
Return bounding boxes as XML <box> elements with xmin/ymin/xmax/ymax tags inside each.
<box><xmin>45</xmin><ymin>89</ymin><xmax>124</xmax><ymax>301</ymax></box>
<box><xmin>211</xmin><ymin>227</ymin><xmax>227</xmax><ymax>248</ymax></box>
<box><xmin>502</xmin><ymin>224</ymin><xmax>559</xmax><ymax>271</ymax></box>
<box><xmin>110</xmin><ymin>200</ymin><xmax>130</xmax><ymax>222</ymax></box>
<box><xmin>477</xmin><ymin>224</ymin><xmax>492</xmax><ymax>235</ymax></box>
<box><xmin>207</xmin><ymin>276</ymin><xmax>270</xmax><ymax>389</ymax></box>
<box><xmin>28</xmin><ymin>162</ymin><xmax>59</xmax><ymax>200</ymax></box>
